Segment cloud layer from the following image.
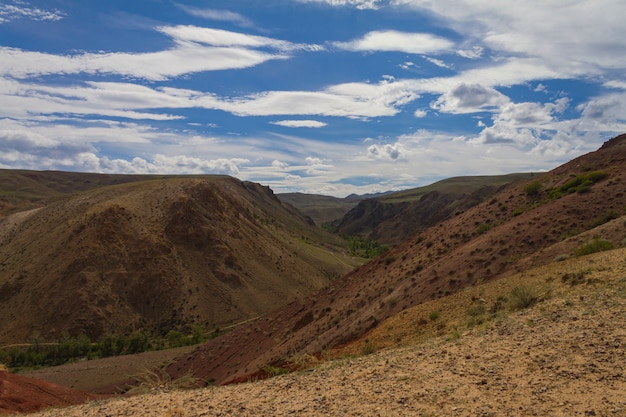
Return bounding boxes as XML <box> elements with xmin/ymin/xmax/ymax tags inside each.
<box><xmin>0</xmin><ymin>0</ymin><xmax>625</xmax><ymax>196</ymax></box>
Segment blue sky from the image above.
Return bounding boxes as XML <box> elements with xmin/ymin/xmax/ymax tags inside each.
<box><xmin>1</xmin><ymin>0</ymin><xmax>625</xmax><ymax>196</ymax></box>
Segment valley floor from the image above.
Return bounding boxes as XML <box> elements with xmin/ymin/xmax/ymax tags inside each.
<box><xmin>26</xmin><ymin>252</ymin><xmax>626</xmax><ymax>417</ymax></box>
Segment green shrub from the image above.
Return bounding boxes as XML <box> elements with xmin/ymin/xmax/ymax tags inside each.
<box><xmin>477</xmin><ymin>223</ymin><xmax>492</xmax><ymax>234</ymax></box>
<box><xmin>508</xmin><ymin>285</ymin><xmax>537</xmax><ymax>310</ymax></box>
<box><xmin>263</xmin><ymin>365</ymin><xmax>290</xmax><ymax>377</ymax></box>
<box><xmin>574</xmin><ymin>238</ymin><xmax>614</xmax><ymax>257</ymax></box>
<box><xmin>524</xmin><ymin>181</ymin><xmax>543</xmax><ymax>196</ymax></box>
<box><xmin>429</xmin><ymin>310</ymin><xmax>441</xmax><ymax>321</ymax></box>
<box><xmin>467</xmin><ymin>304</ymin><xmax>486</xmax><ymax>317</ymax></box>
<box><xmin>560</xmin><ymin>170</ymin><xmax>608</xmax><ymax>194</ymax></box>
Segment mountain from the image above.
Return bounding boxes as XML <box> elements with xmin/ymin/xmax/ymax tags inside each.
<box><xmin>331</xmin><ymin>173</ymin><xmax>534</xmax><ymax>245</ymax></box>
<box><xmin>165</xmin><ymin>133</ymin><xmax>626</xmax><ymax>385</ymax></box>
<box><xmin>0</xmin><ymin>176</ymin><xmax>361</xmax><ymax>343</ymax></box>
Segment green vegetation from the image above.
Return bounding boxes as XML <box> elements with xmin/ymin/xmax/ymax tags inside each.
<box><xmin>508</xmin><ymin>285</ymin><xmax>538</xmax><ymax>310</ymax></box>
<box><xmin>345</xmin><ymin>236</ymin><xmax>389</xmax><ymax>258</ymax></box>
<box><xmin>0</xmin><ymin>326</ymin><xmax>216</xmax><ymax>371</ymax></box>
<box><xmin>524</xmin><ymin>181</ymin><xmax>543</xmax><ymax>196</ymax></box>
<box><xmin>574</xmin><ymin>238</ymin><xmax>614</xmax><ymax>257</ymax></box>
<box><xmin>428</xmin><ymin>310</ymin><xmax>441</xmax><ymax>321</ymax></box>
<box><xmin>559</xmin><ymin>170</ymin><xmax>608</xmax><ymax>194</ymax></box>
<box><xmin>476</xmin><ymin>223</ymin><xmax>492</xmax><ymax>235</ymax></box>
<box><xmin>263</xmin><ymin>365</ymin><xmax>290</xmax><ymax>377</ymax></box>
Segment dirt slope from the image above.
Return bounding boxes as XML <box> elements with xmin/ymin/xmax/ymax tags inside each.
<box><xmin>165</xmin><ymin>133</ymin><xmax>626</xmax><ymax>385</ymax></box>
<box><xmin>0</xmin><ymin>371</ymin><xmax>102</xmax><ymax>415</ymax></box>
<box><xmin>21</xmin><ymin>248</ymin><xmax>626</xmax><ymax>417</ymax></box>
<box><xmin>0</xmin><ymin>176</ymin><xmax>360</xmax><ymax>343</ymax></box>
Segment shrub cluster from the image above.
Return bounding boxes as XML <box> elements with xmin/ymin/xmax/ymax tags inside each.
<box><xmin>559</xmin><ymin>170</ymin><xmax>608</xmax><ymax>194</ymax></box>
<box><xmin>573</xmin><ymin>238</ymin><xmax>614</xmax><ymax>257</ymax></box>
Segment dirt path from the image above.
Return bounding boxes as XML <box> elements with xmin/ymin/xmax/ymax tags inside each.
<box><xmin>25</xmin><ymin>274</ymin><xmax>626</xmax><ymax>417</ymax></box>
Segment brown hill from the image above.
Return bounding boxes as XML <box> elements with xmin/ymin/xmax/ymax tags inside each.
<box><xmin>0</xmin><ymin>176</ymin><xmax>361</xmax><ymax>343</ymax></box>
<box><xmin>165</xmin><ymin>133</ymin><xmax>626</xmax><ymax>385</ymax></box>
<box><xmin>332</xmin><ymin>173</ymin><xmax>533</xmax><ymax>245</ymax></box>
<box><xmin>0</xmin><ymin>169</ymin><xmax>171</xmax><ymax>217</ymax></box>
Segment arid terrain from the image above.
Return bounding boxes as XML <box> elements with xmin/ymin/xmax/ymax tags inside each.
<box><xmin>14</xmin><ymin>248</ymin><xmax>626</xmax><ymax>416</ymax></box>
<box><xmin>1</xmin><ymin>134</ymin><xmax>625</xmax><ymax>415</ymax></box>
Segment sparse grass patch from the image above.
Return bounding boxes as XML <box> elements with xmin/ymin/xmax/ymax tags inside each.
<box><xmin>428</xmin><ymin>310</ymin><xmax>441</xmax><ymax>321</ymax></box>
<box><xmin>360</xmin><ymin>340</ymin><xmax>377</xmax><ymax>355</ymax></box>
<box><xmin>574</xmin><ymin>238</ymin><xmax>614</xmax><ymax>257</ymax></box>
<box><xmin>561</xmin><ymin>271</ymin><xmax>588</xmax><ymax>286</ymax></box>
<box><xmin>263</xmin><ymin>365</ymin><xmax>290</xmax><ymax>377</ymax></box>
<box><xmin>554</xmin><ymin>253</ymin><xmax>569</xmax><ymax>262</ymax></box>
<box><xmin>508</xmin><ymin>285</ymin><xmax>538</xmax><ymax>311</ymax></box>
<box><xmin>126</xmin><ymin>367</ymin><xmax>198</xmax><ymax>394</ymax></box>
<box><xmin>289</xmin><ymin>353</ymin><xmax>319</xmax><ymax>370</ymax></box>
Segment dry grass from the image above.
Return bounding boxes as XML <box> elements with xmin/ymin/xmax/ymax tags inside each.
<box><xmin>334</xmin><ymin>247</ymin><xmax>626</xmax><ymax>357</ymax></box>
<box><xmin>124</xmin><ymin>367</ymin><xmax>199</xmax><ymax>395</ymax></box>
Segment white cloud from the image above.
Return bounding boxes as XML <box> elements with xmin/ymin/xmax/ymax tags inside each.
<box><xmin>176</xmin><ymin>5</ymin><xmax>253</xmax><ymax>27</ymax></box>
<box><xmin>457</xmin><ymin>45</ymin><xmax>483</xmax><ymax>59</ymax></box>
<box><xmin>432</xmin><ymin>83</ymin><xmax>509</xmax><ymax>114</ymax></box>
<box><xmin>0</xmin><ymin>1</ymin><xmax>65</xmax><ymax>24</ymax></box>
<box><xmin>271</xmin><ymin>120</ymin><xmax>328</xmax><ymax>128</ymax></box>
<box><xmin>335</xmin><ymin>30</ymin><xmax>454</xmax><ymax>54</ymax></box>
<box><xmin>295</xmin><ymin>0</ymin><xmax>383</xmax><ymax>10</ymax></box>
<box><xmin>392</xmin><ymin>0</ymin><xmax>626</xmax><ymax>77</ymax></box>
<box><xmin>0</xmin><ymin>25</ymin><xmax>323</xmax><ymax>81</ymax></box>
<box><xmin>367</xmin><ymin>143</ymin><xmax>403</xmax><ymax>160</ymax></box>
<box><xmin>424</xmin><ymin>56</ymin><xmax>451</xmax><ymax>69</ymax></box>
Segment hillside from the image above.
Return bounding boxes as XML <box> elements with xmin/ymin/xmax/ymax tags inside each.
<box><xmin>15</xmin><ymin>247</ymin><xmax>626</xmax><ymax>416</ymax></box>
<box><xmin>332</xmin><ymin>173</ymin><xmax>533</xmax><ymax>245</ymax></box>
<box><xmin>0</xmin><ymin>170</ymin><xmax>171</xmax><ymax>217</ymax></box>
<box><xmin>163</xmin><ymin>133</ymin><xmax>626</xmax><ymax>386</ymax></box>
<box><xmin>0</xmin><ymin>176</ymin><xmax>361</xmax><ymax>343</ymax></box>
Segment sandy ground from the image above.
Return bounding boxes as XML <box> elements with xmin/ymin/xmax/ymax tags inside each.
<box><xmin>24</xmin><ymin>274</ymin><xmax>626</xmax><ymax>417</ymax></box>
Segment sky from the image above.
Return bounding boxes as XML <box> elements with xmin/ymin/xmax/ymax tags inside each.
<box><xmin>1</xmin><ymin>0</ymin><xmax>625</xmax><ymax>197</ymax></box>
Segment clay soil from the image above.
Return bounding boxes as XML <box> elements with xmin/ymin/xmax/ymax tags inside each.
<box><xmin>20</xmin><ymin>249</ymin><xmax>626</xmax><ymax>417</ymax></box>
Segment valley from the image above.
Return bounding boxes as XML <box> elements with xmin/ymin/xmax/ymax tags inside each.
<box><xmin>0</xmin><ymin>133</ymin><xmax>625</xmax><ymax>415</ymax></box>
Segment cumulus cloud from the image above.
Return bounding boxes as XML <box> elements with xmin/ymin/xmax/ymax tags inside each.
<box><xmin>432</xmin><ymin>83</ymin><xmax>510</xmax><ymax>114</ymax></box>
<box><xmin>0</xmin><ymin>127</ymin><xmax>250</xmax><ymax>175</ymax></box>
<box><xmin>367</xmin><ymin>143</ymin><xmax>403</xmax><ymax>160</ymax></box>
<box><xmin>577</xmin><ymin>94</ymin><xmax>625</xmax><ymax>124</ymax></box>
<box><xmin>335</xmin><ymin>30</ymin><xmax>454</xmax><ymax>54</ymax></box>
<box><xmin>473</xmin><ymin>98</ymin><xmax>573</xmax><ymax>149</ymax></box>
<box><xmin>271</xmin><ymin>120</ymin><xmax>328</xmax><ymax>128</ymax></box>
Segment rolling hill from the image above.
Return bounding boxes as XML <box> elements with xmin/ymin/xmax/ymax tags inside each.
<box><xmin>331</xmin><ymin>173</ymin><xmax>534</xmax><ymax>245</ymax></box>
<box><xmin>164</xmin><ymin>133</ymin><xmax>626</xmax><ymax>386</ymax></box>
<box><xmin>0</xmin><ymin>176</ymin><xmax>361</xmax><ymax>343</ymax></box>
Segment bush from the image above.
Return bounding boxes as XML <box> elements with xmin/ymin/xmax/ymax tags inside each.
<box><xmin>574</xmin><ymin>238</ymin><xmax>614</xmax><ymax>257</ymax></box>
<box><xmin>560</xmin><ymin>170</ymin><xmax>608</xmax><ymax>194</ymax></box>
<box><xmin>524</xmin><ymin>181</ymin><xmax>543</xmax><ymax>196</ymax></box>
<box><xmin>508</xmin><ymin>285</ymin><xmax>537</xmax><ymax>310</ymax></box>
<box><xmin>429</xmin><ymin>310</ymin><xmax>441</xmax><ymax>321</ymax></box>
